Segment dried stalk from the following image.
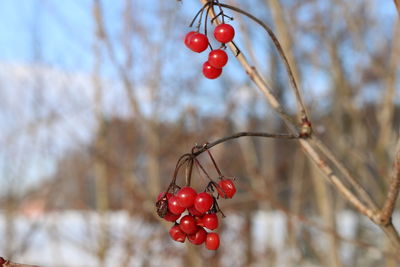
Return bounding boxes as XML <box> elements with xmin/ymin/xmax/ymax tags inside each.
<box><xmin>198</xmin><ymin>0</ymin><xmax>400</xmax><ymax>251</ymax></box>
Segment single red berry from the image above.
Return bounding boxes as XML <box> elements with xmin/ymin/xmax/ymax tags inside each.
<box><xmin>208</xmin><ymin>49</ymin><xmax>228</xmax><ymax>68</ymax></box>
<box><xmin>163</xmin><ymin>211</ymin><xmax>180</xmax><ymax>222</ymax></box>
<box><xmin>217</xmin><ymin>179</ymin><xmax>236</xmax><ymax>198</ymax></box>
<box><xmin>188</xmin><ymin>226</ymin><xmax>207</xmax><ymax>245</ymax></box>
<box><xmin>176</xmin><ymin>186</ymin><xmax>197</xmax><ymax>208</ymax></box>
<box><xmin>184</xmin><ymin>31</ymin><xmax>196</xmax><ymax>48</ymax></box>
<box><xmin>157</xmin><ymin>192</ymin><xmax>172</xmax><ymax>201</ymax></box>
<box><xmin>179</xmin><ymin>215</ymin><xmax>198</xmax><ymax>235</ymax></box>
<box><xmin>202</xmin><ymin>62</ymin><xmax>222</xmax><ymax>79</ymax></box>
<box><xmin>214</xmin><ymin>24</ymin><xmax>235</xmax><ymax>43</ymax></box>
<box><xmin>169</xmin><ymin>224</ymin><xmax>186</xmax><ymax>243</ymax></box>
<box><xmin>168</xmin><ymin>196</ymin><xmax>185</xmax><ymax>215</ymax></box>
<box><xmin>202</xmin><ymin>213</ymin><xmax>218</xmax><ymax>230</ymax></box>
<box><xmin>188</xmin><ymin>206</ymin><xmax>203</xmax><ymax>217</ymax></box>
<box><xmin>187</xmin><ymin>33</ymin><xmax>209</xmax><ymax>53</ymax></box>
<box><xmin>194</xmin><ymin>192</ymin><xmax>214</xmax><ymax>214</ymax></box>
<box><xmin>206</xmin><ymin>232</ymin><xmax>220</xmax><ymax>250</ymax></box>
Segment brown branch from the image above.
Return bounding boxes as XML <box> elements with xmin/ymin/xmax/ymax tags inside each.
<box><xmin>394</xmin><ymin>0</ymin><xmax>400</xmax><ymax>17</ymax></box>
<box><xmin>377</xmin><ymin>140</ymin><xmax>400</xmax><ymax>225</ymax></box>
<box><xmin>213</xmin><ymin>2</ymin><xmax>308</xmax><ymax>122</ymax></box>
<box><xmin>192</xmin><ymin>131</ymin><xmax>299</xmax><ymax>156</ymax></box>
<box><xmin>0</xmin><ymin>258</ymin><xmax>40</xmax><ymax>267</ymax></box>
<box><xmin>198</xmin><ymin>0</ymin><xmax>400</xmax><ymax>251</ymax></box>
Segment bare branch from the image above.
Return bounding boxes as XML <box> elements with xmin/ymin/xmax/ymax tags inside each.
<box><xmin>394</xmin><ymin>0</ymin><xmax>400</xmax><ymax>17</ymax></box>
<box><xmin>377</xmin><ymin>139</ymin><xmax>400</xmax><ymax>225</ymax></box>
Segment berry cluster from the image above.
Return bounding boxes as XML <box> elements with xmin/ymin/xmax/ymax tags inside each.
<box><xmin>185</xmin><ymin>24</ymin><xmax>235</xmax><ymax>79</ymax></box>
<box><xmin>156</xmin><ymin>147</ymin><xmax>237</xmax><ymax>250</ymax></box>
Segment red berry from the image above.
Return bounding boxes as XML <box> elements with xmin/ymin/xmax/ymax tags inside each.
<box><xmin>176</xmin><ymin>186</ymin><xmax>197</xmax><ymax>208</ymax></box>
<box><xmin>187</xmin><ymin>33</ymin><xmax>209</xmax><ymax>53</ymax></box>
<box><xmin>205</xmin><ymin>232</ymin><xmax>220</xmax><ymax>250</ymax></box>
<box><xmin>194</xmin><ymin>192</ymin><xmax>214</xmax><ymax>214</ymax></box>
<box><xmin>217</xmin><ymin>179</ymin><xmax>236</xmax><ymax>198</ymax></box>
<box><xmin>184</xmin><ymin>31</ymin><xmax>196</xmax><ymax>48</ymax></box>
<box><xmin>163</xmin><ymin>212</ymin><xmax>180</xmax><ymax>222</ymax></box>
<box><xmin>179</xmin><ymin>215</ymin><xmax>198</xmax><ymax>235</ymax></box>
<box><xmin>188</xmin><ymin>206</ymin><xmax>203</xmax><ymax>217</ymax></box>
<box><xmin>202</xmin><ymin>213</ymin><xmax>218</xmax><ymax>230</ymax></box>
<box><xmin>169</xmin><ymin>224</ymin><xmax>186</xmax><ymax>243</ymax></box>
<box><xmin>188</xmin><ymin>227</ymin><xmax>207</xmax><ymax>245</ymax></box>
<box><xmin>168</xmin><ymin>196</ymin><xmax>185</xmax><ymax>215</ymax></box>
<box><xmin>208</xmin><ymin>50</ymin><xmax>228</xmax><ymax>68</ymax></box>
<box><xmin>202</xmin><ymin>62</ymin><xmax>222</xmax><ymax>79</ymax></box>
<box><xmin>214</xmin><ymin>24</ymin><xmax>235</xmax><ymax>43</ymax></box>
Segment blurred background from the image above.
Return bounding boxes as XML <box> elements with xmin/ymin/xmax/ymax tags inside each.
<box><xmin>0</xmin><ymin>0</ymin><xmax>399</xmax><ymax>266</ymax></box>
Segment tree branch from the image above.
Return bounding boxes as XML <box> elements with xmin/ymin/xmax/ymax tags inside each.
<box><xmin>0</xmin><ymin>258</ymin><xmax>40</xmax><ymax>267</ymax></box>
<box><xmin>377</xmin><ymin>139</ymin><xmax>400</xmax><ymax>225</ymax></box>
<box><xmin>192</xmin><ymin>131</ymin><xmax>299</xmax><ymax>156</ymax></box>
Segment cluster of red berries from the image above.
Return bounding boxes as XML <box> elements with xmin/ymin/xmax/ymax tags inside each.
<box><xmin>184</xmin><ymin>24</ymin><xmax>235</xmax><ymax>79</ymax></box>
<box><xmin>156</xmin><ymin>179</ymin><xmax>236</xmax><ymax>250</ymax></box>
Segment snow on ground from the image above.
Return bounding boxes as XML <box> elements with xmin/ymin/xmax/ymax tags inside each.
<box><xmin>0</xmin><ymin>210</ymin><xmax>396</xmax><ymax>267</ymax></box>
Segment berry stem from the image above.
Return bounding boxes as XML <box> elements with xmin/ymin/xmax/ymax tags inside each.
<box><xmin>206</xmin><ymin>149</ymin><xmax>222</xmax><ymax>176</ymax></box>
<box><xmin>189</xmin><ymin>2</ymin><xmax>211</xmax><ymax>28</ymax></box>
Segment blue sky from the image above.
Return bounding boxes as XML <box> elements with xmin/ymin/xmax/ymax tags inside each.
<box><xmin>0</xmin><ymin>0</ymin><xmax>398</xmax><ymax>191</ymax></box>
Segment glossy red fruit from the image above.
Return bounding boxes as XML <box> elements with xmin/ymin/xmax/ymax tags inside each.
<box><xmin>187</xmin><ymin>33</ymin><xmax>209</xmax><ymax>53</ymax></box>
<box><xmin>179</xmin><ymin>215</ymin><xmax>198</xmax><ymax>235</ymax></box>
<box><xmin>168</xmin><ymin>196</ymin><xmax>185</xmax><ymax>215</ymax></box>
<box><xmin>176</xmin><ymin>186</ymin><xmax>197</xmax><ymax>208</ymax></box>
<box><xmin>188</xmin><ymin>227</ymin><xmax>207</xmax><ymax>245</ymax></box>
<box><xmin>202</xmin><ymin>62</ymin><xmax>222</xmax><ymax>79</ymax></box>
<box><xmin>188</xmin><ymin>206</ymin><xmax>203</xmax><ymax>217</ymax></box>
<box><xmin>202</xmin><ymin>213</ymin><xmax>218</xmax><ymax>230</ymax></box>
<box><xmin>194</xmin><ymin>192</ymin><xmax>214</xmax><ymax>214</ymax></box>
<box><xmin>214</xmin><ymin>24</ymin><xmax>235</xmax><ymax>43</ymax></box>
<box><xmin>169</xmin><ymin>224</ymin><xmax>186</xmax><ymax>243</ymax></box>
<box><xmin>208</xmin><ymin>49</ymin><xmax>228</xmax><ymax>68</ymax></box>
<box><xmin>217</xmin><ymin>179</ymin><xmax>236</xmax><ymax>198</ymax></box>
<box><xmin>184</xmin><ymin>31</ymin><xmax>196</xmax><ymax>48</ymax></box>
<box><xmin>206</xmin><ymin>232</ymin><xmax>220</xmax><ymax>250</ymax></box>
<box><xmin>164</xmin><ymin>212</ymin><xmax>180</xmax><ymax>222</ymax></box>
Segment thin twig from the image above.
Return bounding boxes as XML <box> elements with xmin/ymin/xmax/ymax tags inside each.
<box><xmin>198</xmin><ymin>0</ymin><xmax>400</xmax><ymax>250</ymax></box>
<box><xmin>312</xmin><ymin>136</ymin><xmax>378</xmax><ymax>211</ymax></box>
<box><xmin>214</xmin><ymin>1</ymin><xmax>309</xmax><ymax>122</ymax></box>
<box><xmin>192</xmin><ymin>132</ymin><xmax>299</xmax><ymax>156</ymax></box>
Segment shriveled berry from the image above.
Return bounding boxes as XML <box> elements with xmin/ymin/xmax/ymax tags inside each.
<box><xmin>169</xmin><ymin>224</ymin><xmax>186</xmax><ymax>243</ymax></box>
<box><xmin>176</xmin><ymin>186</ymin><xmax>197</xmax><ymax>208</ymax></box>
<box><xmin>157</xmin><ymin>192</ymin><xmax>172</xmax><ymax>201</ymax></box>
<box><xmin>208</xmin><ymin>49</ymin><xmax>228</xmax><ymax>68</ymax></box>
<box><xmin>188</xmin><ymin>226</ymin><xmax>207</xmax><ymax>245</ymax></box>
<box><xmin>202</xmin><ymin>213</ymin><xmax>218</xmax><ymax>230</ymax></box>
<box><xmin>202</xmin><ymin>62</ymin><xmax>222</xmax><ymax>79</ymax></box>
<box><xmin>214</xmin><ymin>24</ymin><xmax>235</xmax><ymax>43</ymax></box>
<box><xmin>194</xmin><ymin>192</ymin><xmax>214</xmax><ymax>214</ymax></box>
<box><xmin>179</xmin><ymin>215</ymin><xmax>198</xmax><ymax>235</ymax></box>
<box><xmin>168</xmin><ymin>196</ymin><xmax>185</xmax><ymax>215</ymax></box>
<box><xmin>217</xmin><ymin>179</ymin><xmax>236</xmax><ymax>198</ymax></box>
<box><xmin>206</xmin><ymin>232</ymin><xmax>220</xmax><ymax>250</ymax></box>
